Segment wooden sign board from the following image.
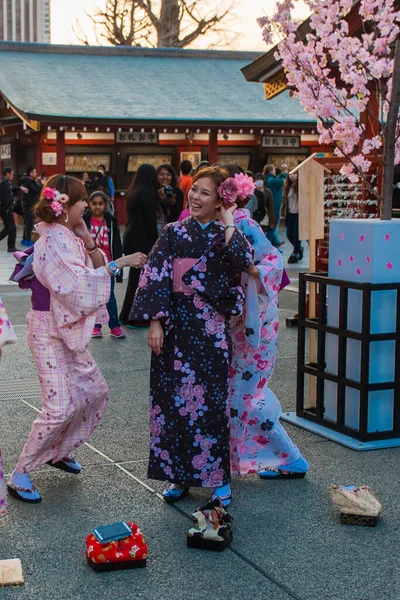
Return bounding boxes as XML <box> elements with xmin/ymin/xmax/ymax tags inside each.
<box><xmin>294</xmin><ymin>156</ymin><xmax>326</xmax><ymax>241</ymax></box>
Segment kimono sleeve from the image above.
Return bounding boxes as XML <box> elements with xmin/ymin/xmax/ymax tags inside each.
<box><xmin>220</xmin><ymin>228</ymin><xmax>253</xmax><ymax>276</ymax></box>
<box><xmin>130</xmin><ymin>226</ymin><xmax>173</xmax><ymax>322</ymax></box>
<box><xmin>33</xmin><ymin>229</ymin><xmax>111</xmax><ymax>325</ymax></box>
<box><xmin>250</xmin><ymin>222</ymin><xmax>283</xmax><ymax>304</ymax></box>
<box><xmin>236</xmin><ymin>216</ymin><xmax>283</xmax><ymax>347</ymax></box>
<box><xmin>257</xmin><ymin>250</ymin><xmax>283</xmax><ymax>303</ymax></box>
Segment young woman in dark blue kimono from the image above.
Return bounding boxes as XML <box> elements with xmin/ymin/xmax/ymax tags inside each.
<box><xmin>131</xmin><ymin>166</ymin><xmax>252</xmax><ymax>504</ymax></box>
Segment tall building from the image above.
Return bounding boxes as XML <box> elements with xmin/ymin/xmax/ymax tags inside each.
<box><xmin>0</xmin><ymin>0</ymin><xmax>50</xmax><ymax>43</ymax></box>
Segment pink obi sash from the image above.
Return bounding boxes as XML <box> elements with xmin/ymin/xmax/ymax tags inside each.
<box><xmin>172</xmin><ymin>258</ymin><xmax>198</xmax><ymax>294</ymax></box>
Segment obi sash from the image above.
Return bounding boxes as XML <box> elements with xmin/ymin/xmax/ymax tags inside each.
<box><xmin>172</xmin><ymin>258</ymin><xmax>198</xmax><ymax>294</ymax></box>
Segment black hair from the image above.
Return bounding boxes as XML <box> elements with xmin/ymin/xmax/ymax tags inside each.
<box><xmin>126</xmin><ymin>163</ymin><xmax>159</xmax><ymax>212</ymax></box>
<box><xmin>180</xmin><ymin>160</ymin><xmax>192</xmax><ymax>175</ymax></box>
<box><xmin>192</xmin><ymin>160</ymin><xmax>211</xmax><ymax>176</ymax></box>
<box><xmin>27</xmin><ymin>166</ymin><xmax>35</xmax><ymax>176</ymax></box>
<box><xmin>3</xmin><ymin>167</ymin><xmax>13</xmax><ymax>177</ymax></box>
<box><xmin>97</xmin><ymin>164</ymin><xmax>106</xmax><ymax>171</ymax></box>
<box><xmin>156</xmin><ymin>163</ymin><xmax>177</xmax><ymax>189</ymax></box>
<box><xmin>89</xmin><ymin>190</ymin><xmax>109</xmax><ymax>205</ymax></box>
<box><xmin>214</xmin><ymin>163</ymin><xmax>242</xmax><ymax>177</ymax></box>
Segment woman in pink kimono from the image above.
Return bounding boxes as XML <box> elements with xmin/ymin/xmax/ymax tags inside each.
<box><xmin>228</xmin><ymin>174</ymin><xmax>309</xmax><ymax>482</ymax></box>
<box><xmin>8</xmin><ymin>175</ymin><xmax>146</xmax><ymax>503</ymax></box>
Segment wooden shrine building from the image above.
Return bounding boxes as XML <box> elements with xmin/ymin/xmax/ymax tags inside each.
<box><xmin>0</xmin><ymin>41</ymin><xmax>320</xmax><ymax>188</ymax></box>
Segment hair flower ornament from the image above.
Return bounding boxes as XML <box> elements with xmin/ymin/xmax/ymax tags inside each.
<box><xmin>43</xmin><ymin>187</ymin><xmax>70</xmax><ymax>217</ymax></box>
<box><xmin>234</xmin><ymin>173</ymin><xmax>256</xmax><ymax>200</ymax></box>
<box><xmin>217</xmin><ymin>173</ymin><xmax>256</xmax><ymax>207</ymax></box>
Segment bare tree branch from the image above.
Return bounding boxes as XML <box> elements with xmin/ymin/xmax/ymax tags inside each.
<box><xmin>85</xmin><ymin>0</ymin><xmax>238</xmax><ymax>49</ymax></box>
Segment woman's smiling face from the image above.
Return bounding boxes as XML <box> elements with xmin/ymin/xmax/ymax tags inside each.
<box><xmin>188</xmin><ymin>176</ymin><xmax>222</xmax><ymax>224</ymax></box>
<box><xmin>66</xmin><ymin>199</ymin><xmax>88</xmax><ymax>226</ymax></box>
<box><xmin>158</xmin><ymin>168</ymin><xmax>173</xmax><ymax>187</ymax></box>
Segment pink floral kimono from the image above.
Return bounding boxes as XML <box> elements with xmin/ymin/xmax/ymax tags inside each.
<box><xmin>16</xmin><ymin>222</ymin><xmax>111</xmax><ymax>474</ymax></box>
<box><xmin>229</xmin><ymin>209</ymin><xmax>301</xmax><ymax>476</ymax></box>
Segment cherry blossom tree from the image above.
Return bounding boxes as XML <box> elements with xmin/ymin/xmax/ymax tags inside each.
<box><xmin>258</xmin><ymin>0</ymin><xmax>400</xmax><ymax>219</ymax></box>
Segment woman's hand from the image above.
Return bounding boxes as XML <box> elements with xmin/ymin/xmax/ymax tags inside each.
<box><xmin>220</xmin><ymin>203</ymin><xmax>237</xmax><ymax>227</ymax></box>
<box><xmin>123</xmin><ymin>253</ymin><xmax>147</xmax><ymax>269</ymax></box>
<box><xmin>247</xmin><ymin>264</ymin><xmax>260</xmax><ymax>278</ymax></box>
<box><xmin>148</xmin><ymin>320</ymin><xmax>164</xmax><ymax>354</ymax></box>
<box><xmin>73</xmin><ymin>218</ymin><xmax>93</xmax><ymax>245</ymax></box>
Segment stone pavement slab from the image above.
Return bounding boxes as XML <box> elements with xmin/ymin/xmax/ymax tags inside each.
<box><xmin>0</xmin><ymin>233</ymin><xmax>399</xmax><ymax>600</ymax></box>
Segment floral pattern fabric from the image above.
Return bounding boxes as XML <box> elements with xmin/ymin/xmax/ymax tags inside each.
<box><xmin>86</xmin><ymin>522</ymin><xmax>148</xmax><ymax>565</ymax></box>
<box><xmin>131</xmin><ymin>217</ymin><xmax>252</xmax><ymax>488</ymax></box>
<box><xmin>229</xmin><ymin>210</ymin><xmax>301</xmax><ymax>476</ymax></box>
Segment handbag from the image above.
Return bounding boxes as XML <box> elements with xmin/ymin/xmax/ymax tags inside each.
<box><xmin>0</xmin><ymin>298</ymin><xmax>17</xmax><ymax>347</ymax></box>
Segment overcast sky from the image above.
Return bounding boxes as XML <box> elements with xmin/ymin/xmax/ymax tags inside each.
<box><xmin>51</xmin><ymin>0</ymin><xmax>309</xmax><ymax>51</ymax></box>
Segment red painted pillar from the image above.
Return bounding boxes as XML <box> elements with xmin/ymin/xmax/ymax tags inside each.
<box><xmin>34</xmin><ymin>136</ymin><xmax>42</xmax><ymax>175</ymax></box>
<box><xmin>208</xmin><ymin>130</ymin><xmax>218</xmax><ymax>164</ymax></box>
<box><xmin>56</xmin><ymin>129</ymin><xmax>65</xmax><ymax>174</ymax></box>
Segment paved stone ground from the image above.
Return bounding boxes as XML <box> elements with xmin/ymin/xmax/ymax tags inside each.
<box><xmin>0</xmin><ymin>226</ymin><xmax>399</xmax><ymax>600</ymax></box>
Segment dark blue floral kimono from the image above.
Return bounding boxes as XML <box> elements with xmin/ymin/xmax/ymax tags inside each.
<box><xmin>131</xmin><ymin>217</ymin><xmax>252</xmax><ymax>487</ymax></box>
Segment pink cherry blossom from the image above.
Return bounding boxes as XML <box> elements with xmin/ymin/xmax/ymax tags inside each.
<box><xmin>257</xmin><ymin>0</ymin><xmax>400</xmax><ymax>199</ymax></box>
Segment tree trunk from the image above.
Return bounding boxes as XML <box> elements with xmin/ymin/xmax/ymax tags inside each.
<box><xmin>157</xmin><ymin>0</ymin><xmax>181</xmax><ymax>47</ymax></box>
<box><xmin>381</xmin><ymin>37</ymin><xmax>400</xmax><ymax>220</ymax></box>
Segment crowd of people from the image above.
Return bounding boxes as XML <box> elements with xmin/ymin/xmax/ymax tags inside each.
<box><xmin>0</xmin><ymin>158</ymin><xmax>308</xmax><ymax>511</ymax></box>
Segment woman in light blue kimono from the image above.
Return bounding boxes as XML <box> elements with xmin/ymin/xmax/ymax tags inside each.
<box><xmin>229</xmin><ymin>207</ymin><xmax>309</xmax><ymax>481</ymax></box>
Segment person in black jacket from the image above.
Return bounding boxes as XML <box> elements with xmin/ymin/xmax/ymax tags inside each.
<box><xmin>0</xmin><ymin>167</ymin><xmax>28</xmax><ymax>252</ymax></box>
<box><xmin>19</xmin><ymin>166</ymin><xmax>43</xmax><ymax>246</ymax></box>
<box><xmin>156</xmin><ymin>163</ymin><xmax>184</xmax><ymax>223</ymax></box>
<box><xmin>120</xmin><ymin>164</ymin><xmax>160</xmax><ymax>327</ymax></box>
<box><xmin>83</xmin><ymin>191</ymin><xmax>125</xmax><ymax>338</ymax></box>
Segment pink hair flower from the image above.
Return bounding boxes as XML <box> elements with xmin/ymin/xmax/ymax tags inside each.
<box><xmin>234</xmin><ymin>172</ymin><xmax>255</xmax><ymax>200</ymax></box>
<box><xmin>50</xmin><ymin>200</ymin><xmax>63</xmax><ymax>217</ymax></box>
<box><xmin>59</xmin><ymin>193</ymin><xmax>69</xmax><ymax>204</ymax></box>
<box><xmin>217</xmin><ymin>177</ymin><xmax>239</xmax><ymax>206</ymax></box>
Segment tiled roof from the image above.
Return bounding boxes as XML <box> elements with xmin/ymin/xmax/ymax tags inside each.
<box><xmin>0</xmin><ymin>42</ymin><xmax>315</xmax><ymax>124</ymax></box>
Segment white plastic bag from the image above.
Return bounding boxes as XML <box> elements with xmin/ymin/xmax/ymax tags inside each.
<box><xmin>0</xmin><ymin>297</ymin><xmax>17</xmax><ymax>347</ymax></box>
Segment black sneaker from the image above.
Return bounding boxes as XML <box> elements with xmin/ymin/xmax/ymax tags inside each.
<box><xmin>287</xmin><ymin>254</ymin><xmax>298</xmax><ymax>264</ymax></box>
<box><xmin>7</xmin><ymin>247</ymin><xmax>18</xmax><ymax>253</ymax></box>
<box><xmin>298</xmin><ymin>247</ymin><xmax>304</xmax><ymax>261</ymax></box>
